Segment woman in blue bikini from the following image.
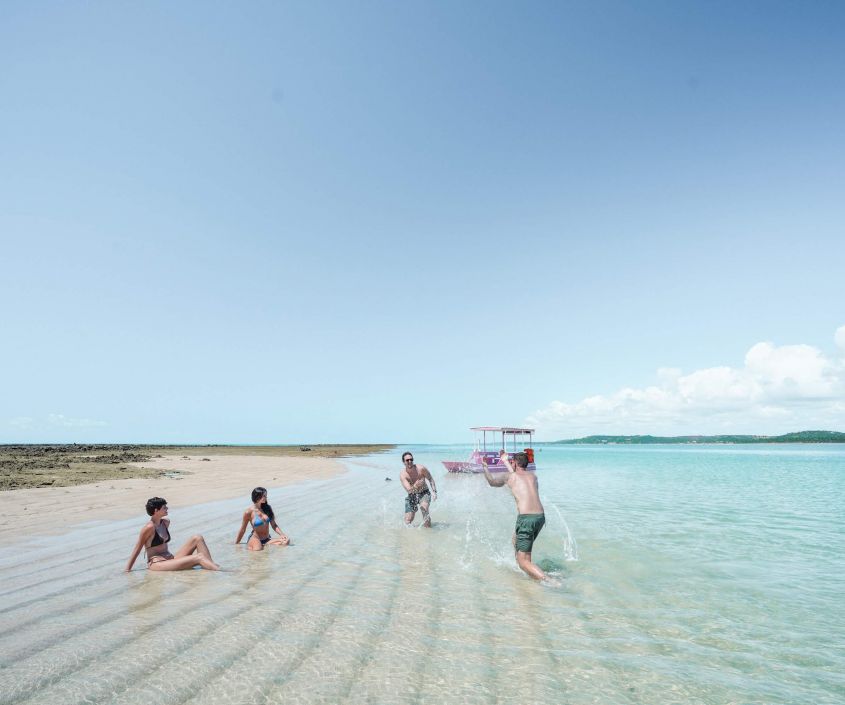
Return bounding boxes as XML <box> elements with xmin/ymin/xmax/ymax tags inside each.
<box><xmin>235</xmin><ymin>487</ymin><xmax>290</xmax><ymax>550</ymax></box>
<box><xmin>125</xmin><ymin>497</ymin><xmax>220</xmax><ymax>572</ymax></box>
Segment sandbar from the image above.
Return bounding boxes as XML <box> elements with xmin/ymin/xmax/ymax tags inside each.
<box><xmin>0</xmin><ymin>445</ymin><xmax>391</xmax><ymax>546</ymax></box>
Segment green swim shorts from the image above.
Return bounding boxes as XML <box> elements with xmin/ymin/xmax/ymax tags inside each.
<box><xmin>514</xmin><ymin>513</ymin><xmax>545</xmax><ymax>553</ymax></box>
<box><xmin>405</xmin><ymin>490</ymin><xmax>431</xmax><ymax>514</ymax></box>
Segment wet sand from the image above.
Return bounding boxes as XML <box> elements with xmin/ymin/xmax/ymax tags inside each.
<box><xmin>0</xmin><ymin>445</ymin><xmax>392</xmax><ymax>546</ymax></box>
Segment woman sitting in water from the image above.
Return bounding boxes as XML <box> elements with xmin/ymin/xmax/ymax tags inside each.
<box><xmin>125</xmin><ymin>497</ymin><xmax>220</xmax><ymax>572</ymax></box>
<box><xmin>235</xmin><ymin>487</ymin><xmax>290</xmax><ymax>550</ymax></box>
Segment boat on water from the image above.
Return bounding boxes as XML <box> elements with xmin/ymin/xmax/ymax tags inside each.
<box><xmin>442</xmin><ymin>427</ymin><xmax>536</xmax><ymax>473</ymax></box>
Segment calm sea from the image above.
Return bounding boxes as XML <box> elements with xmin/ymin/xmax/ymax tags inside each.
<box><xmin>1</xmin><ymin>444</ymin><xmax>843</xmax><ymax>704</ymax></box>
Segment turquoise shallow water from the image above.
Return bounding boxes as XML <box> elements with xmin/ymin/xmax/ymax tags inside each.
<box><xmin>0</xmin><ymin>444</ymin><xmax>843</xmax><ymax>704</ymax></box>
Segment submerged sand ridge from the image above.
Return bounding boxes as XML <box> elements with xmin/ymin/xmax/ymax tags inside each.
<box><xmin>0</xmin><ymin>445</ymin><xmax>392</xmax><ymax>546</ymax></box>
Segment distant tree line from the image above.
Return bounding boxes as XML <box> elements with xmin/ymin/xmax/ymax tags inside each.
<box><xmin>554</xmin><ymin>430</ymin><xmax>845</xmax><ymax>444</ymax></box>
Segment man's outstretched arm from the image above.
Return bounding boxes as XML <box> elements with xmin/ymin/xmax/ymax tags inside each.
<box><xmin>498</xmin><ymin>449</ymin><xmax>516</xmax><ymax>473</ymax></box>
<box><xmin>483</xmin><ymin>458</ymin><xmax>508</xmax><ymax>487</ymax></box>
<box><xmin>422</xmin><ymin>466</ymin><xmax>438</xmax><ymax>498</ymax></box>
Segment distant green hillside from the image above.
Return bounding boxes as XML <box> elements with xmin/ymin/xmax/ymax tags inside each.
<box><xmin>554</xmin><ymin>430</ymin><xmax>845</xmax><ymax>444</ymax></box>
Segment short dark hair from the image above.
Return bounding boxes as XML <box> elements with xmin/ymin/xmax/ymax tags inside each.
<box><xmin>512</xmin><ymin>452</ymin><xmax>529</xmax><ymax>469</ymax></box>
<box><xmin>402</xmin><ymin>451</ymin><xmax>413</xmax><ymax>462</ymax></box>
<box><xmin>146</xmin><ymin>497</ymin><xmax>167</xmax><ymax>516</ymax></box>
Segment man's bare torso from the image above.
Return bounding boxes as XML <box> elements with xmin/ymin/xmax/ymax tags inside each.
<box><xmin>401</xmin><ymin>464</ymin><xmax>430</xmax><ymax>494</ymax></box>
<box><xmin>507</xmin><ymin>471</ymin><xmax>544</xmax><ymax>514</ymax></box>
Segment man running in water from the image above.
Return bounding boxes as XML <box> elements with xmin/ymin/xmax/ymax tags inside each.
<box><xmin>483</xmin><ymin>449</ymin><xmax>548</xmax><ymax>580</ymax></box>
<box><xmin>400</xmin><ymin>451</ymin><xmax>437</xmax><ymax>527</ymax></box>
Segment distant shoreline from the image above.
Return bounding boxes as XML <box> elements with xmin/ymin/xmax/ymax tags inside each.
<box><xmin>0</xmin><ymin>444</ymin><xmax>395</xmax><ymax>491</ymax></box>
<box><xmin>553</xmin><ymin>430</ymin><xmax>845</xmax><ymax>445</ymax></box>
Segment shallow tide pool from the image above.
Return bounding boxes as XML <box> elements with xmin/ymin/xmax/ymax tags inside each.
<box><xmin>1</xmin><ymin>444</ymin><xmax>843</xmax><ymax>704</ymax></box>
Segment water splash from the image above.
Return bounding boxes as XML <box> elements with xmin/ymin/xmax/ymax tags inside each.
<box><xmin>460</xmin><ymin>515</ymin><xmax>478</xmax><ymax>569</ymax></box>
<box><xmin>550</xmin><ymin>502</ymin><xmax>579</xmax><ymax>562</ymax></box>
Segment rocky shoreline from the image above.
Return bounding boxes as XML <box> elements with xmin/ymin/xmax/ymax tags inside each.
<box><xmin>0</xmin><ymin>444</ymin><xmax>163</xmax><ymax>490</ymax></box>
<box><xmin>0</xmin><ymin>444</ymin><xmax>393</xmax><ymax>490</ymax></box>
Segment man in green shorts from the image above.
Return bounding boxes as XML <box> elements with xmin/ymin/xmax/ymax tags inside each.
<box><xmin>483</xmin><ymin>449</ymin><xmax>548</xmax><ymax>581</ymax></box>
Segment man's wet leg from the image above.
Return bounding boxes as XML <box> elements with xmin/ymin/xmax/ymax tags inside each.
<box><xmin>516</xmin><ymin>550</ymin><xmax>548</xmax><ymax>581</ymax></box>
<box><xmin>420</xmin><ymin>500</ymin><xmax>431</xmax><ymax>528</ymax></box>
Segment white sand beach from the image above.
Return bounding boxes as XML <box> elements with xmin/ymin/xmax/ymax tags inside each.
<box><xmin>0</xmin><ymin>453</ymin><xmax>344</xmax><ymax>546</ymax></box>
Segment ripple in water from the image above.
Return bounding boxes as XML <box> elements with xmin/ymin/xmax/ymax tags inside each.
<box><xmin>1</xmin><ymin>444</ymin><xmax>843</xmax><ymax>704</ymax></box>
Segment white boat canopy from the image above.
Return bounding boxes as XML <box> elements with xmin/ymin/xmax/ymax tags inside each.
<box><xmin>470</xmin><ymin>427</ymin><xmax>534</xmax><ymax>452</ymax></box>
<box><xmin>470</xmin><ymin>427</ymin><xmax>535</xmax><ymax>433</ymax></box>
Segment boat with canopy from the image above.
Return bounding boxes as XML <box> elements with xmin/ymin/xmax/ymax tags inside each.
<box><xmin>442</xmin><ymin>427</ymin><xmax>536</xmax><ymax>473</ymax></box>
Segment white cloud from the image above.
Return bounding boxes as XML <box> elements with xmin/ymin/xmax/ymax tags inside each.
<box><xmin>8</xmin><ymin>416</ymin><xmax>34</xmax><ymax>429</ymax></box>
<box><xmin>47</xmin><ymin>413</ymin><xmax>107</xmax><ymax>428</ymax></box>
<box><xmin>527</xmin><ymin>326</ymin><xmax>845</xmax><ymax>439</ymax></box>
<box><xmin>836</xmin><ymin>325</ymin><xmax>845</xmax><ymax>353</ymax></box>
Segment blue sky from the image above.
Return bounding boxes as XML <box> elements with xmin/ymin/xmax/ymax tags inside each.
<box><xmin>2</xmin><ymin>1</ymin><xmax>844</xmax><ymax>443</ymax></box>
